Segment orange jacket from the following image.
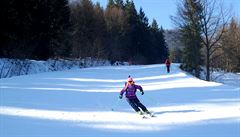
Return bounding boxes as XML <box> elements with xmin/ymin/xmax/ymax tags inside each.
<box><xmin>165</xmin><ymin>59</ymin><xmax>171</xmax><ymax>66</ymax></box>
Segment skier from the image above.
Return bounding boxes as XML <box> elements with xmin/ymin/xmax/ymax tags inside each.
<box><xmin>165</xmin><ymin>58</ymin><xmax>171</xmax><ymax>73</ymax></box>
<box><xmin>119</xmin><ymin>77</ymin><xmax>150</xmax><ymax>115</ymax></box>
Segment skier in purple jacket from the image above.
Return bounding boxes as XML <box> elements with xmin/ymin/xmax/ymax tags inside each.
<box><xmin>119</xmin><ymin>77</ymin><xmax>150</xmax><ymax>115</ymax></box>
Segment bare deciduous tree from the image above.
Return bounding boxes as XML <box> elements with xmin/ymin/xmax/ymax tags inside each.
<box><xmin>199</xmin><ymin>0</ymin><xmax>231</xmax><ymax>81</ymax></box>
<box><xmin>213</xmin><ymin>18</ymin><xmax>240</xmax><ymax>72</ymax></box>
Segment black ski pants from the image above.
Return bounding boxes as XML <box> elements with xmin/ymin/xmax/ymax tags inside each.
<box><xmin>126</xmin><ymin>97</ymin><xmax>147</xmax><ymax>112</ymax></box>
<box><xmin>166</xmin><ymin>66</ymin><xmax>170</xmax><ymax>73</ymax></box>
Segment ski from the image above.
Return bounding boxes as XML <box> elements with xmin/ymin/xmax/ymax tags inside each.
<box><xmin>138</xmin><ymin>112</ymin><xmax>156</xmax><ymax>119</ymax></box>
<box><xmin>143</xmin><ymin>113</ymin><xmax>156</xmax><ymax>118</ymax></box>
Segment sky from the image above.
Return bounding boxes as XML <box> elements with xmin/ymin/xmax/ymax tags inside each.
<box><xmin>91</xmin><ymin>0</ymin><xmax>240</xmax><ymax>30</ymax></box>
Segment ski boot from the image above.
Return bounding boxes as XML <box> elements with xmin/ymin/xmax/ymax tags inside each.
<box><xmin>137</xmin><ymin>111</ymin><xmax>144</xmax><ymax>115</ymax></box>
<box><xmin>144</xmin><ymin>110</ymin><xmax>151</xmax><ymax>114</ymax></box>
<box><xmin>144</xmin><ymin>110</ymin><xmax>155</xmax><ymax>117</ymax></box>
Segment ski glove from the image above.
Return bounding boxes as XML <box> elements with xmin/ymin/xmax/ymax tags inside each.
<box><xmin>119</xmin><ymin>95</ymin><xmax>123</xmax><ymax>99</ymax></box>
<box><xmin>140</xmin><ymin>91</ymin><xmax>144</xmax><ymax>95</ymax></box>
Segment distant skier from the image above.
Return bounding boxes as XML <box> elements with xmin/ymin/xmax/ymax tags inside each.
<box><xmin>119</xmin><ymin>77</ymin><xmax>150</xmax><ymax>115</ymax></box>
<box><xmin>165</xmin><ymin>58</ymin><xmax>171</xmax><ymax>73</ymax></box>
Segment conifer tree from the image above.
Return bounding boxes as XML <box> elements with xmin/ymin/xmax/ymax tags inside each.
<box><xmin>0</xmin><ymin>0</ymin><xmax>71</xmax><ymax>59</ymax></box>
<box><xmin>92</xmin><ymin>2</ymin><xmax>108</xmax><ymax>59</ymax></box>
<box><xmin>104</xmin><ymin>0</ymin><xmax>128</xmax><ymax>61</ymax></box>
<box><xmin>150</xmin><ymin>20</ymin><xmax>169</xmax><ymax>64</ymax></box>
<box><xmin>124</xmin><ymin>0</ymin><xmax>141</xmax><ymax>62</ymax></box>
<box><xmin>48</xmin><ymin>0</ymin><xmax>71</xmax><ymax>58</ymax></box>
<box><xmin>71</xmin><ymin>0</ymin><xmax>96</xmax><ymax>58</ymax></box>
<box><xmin>172</xmin><ymin>0</ymin><xmax>203</xmax><ymax>77</ymax></box>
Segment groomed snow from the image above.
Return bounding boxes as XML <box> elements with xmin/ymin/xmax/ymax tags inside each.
<box><xmin>0</xmin><ymin>64</ymin><xmax>239</xmax><ymax>137</ymax></box>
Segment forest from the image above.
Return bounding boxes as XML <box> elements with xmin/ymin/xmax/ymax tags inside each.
<box><xmin>0</xmin><ymin>0</ymin><xmax>239</xmax><ymax>81</ymax></box>
<box><xmin>0</xmin><ymin>0</ymin><xmax>168</xmax><ymax>65</ymax></box>
<box><xmin>169</xmin><ymin>0</ymin><xmax>240</xmax><ymax>80</ymax></box>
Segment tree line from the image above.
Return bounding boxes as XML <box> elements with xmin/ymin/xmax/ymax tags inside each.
<box><xmin>0</xmin><ymin>0</ymin><xmax>169</xmax><ymax>64</ymax></box>
<box><xmin>171</xmin><ymin>0</ymin><xmax>240</xmax><ymax>81</ymax></box>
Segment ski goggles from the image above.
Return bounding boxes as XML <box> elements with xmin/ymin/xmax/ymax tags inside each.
<box><xmin>128</xmin><ymin>81</ymin><xmax>134</xmax><ymax>84</ymax></box>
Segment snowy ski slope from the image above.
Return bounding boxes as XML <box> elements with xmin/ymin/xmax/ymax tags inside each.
<box><xmin>0</xmin><ymin>64</ymin><xmax>239</xmax><ymax>137</ymax></box>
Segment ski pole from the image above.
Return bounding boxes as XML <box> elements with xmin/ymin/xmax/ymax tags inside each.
<box><xmin>144</xmin><ymin>93</ymin><xmax>160</xmax><ymax>106</ymax></box>
<box><xmin>111</xmin><ymin>98</ymin><xmax>121</xmax><ymax>111</ymax></box>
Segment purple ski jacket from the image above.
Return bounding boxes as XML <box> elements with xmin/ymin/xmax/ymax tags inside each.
<box><xmin>120</xmin><ymin>84</ymin><xmax>143</xmax><ymax>99</ymax></box>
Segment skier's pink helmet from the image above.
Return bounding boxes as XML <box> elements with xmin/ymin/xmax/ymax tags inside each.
<box><xmin>127</xmin><ymin>77</ymin><xmax>133</xmax><ymax>82</ymax></box>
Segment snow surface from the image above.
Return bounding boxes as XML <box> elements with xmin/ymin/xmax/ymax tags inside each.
<box><xmin>0</xmin><ymin>64</ymin><xmax>240</xmax><ymax>137</ymax></box>
<box><xmin>210</xmin><ymin>71</ymin><xmax>240</xmax><ymax>88</ymax></box>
